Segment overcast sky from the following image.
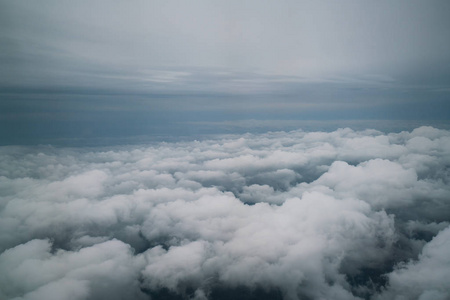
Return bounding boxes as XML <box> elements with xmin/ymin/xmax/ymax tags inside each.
<box><xmin>1</xmin><ymin>0</ymin><xmax>450</xmax><ymax>144</ymax></box>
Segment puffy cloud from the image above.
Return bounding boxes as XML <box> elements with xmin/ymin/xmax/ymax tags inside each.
<box><xmin>140</xmin><ymin>191</ymin><xmax>393</xmax><ymax>300</ymax></box>
<box><xmin>377</xmin><ymin>226</ymin><xmax>450</xmax><ymax>300</ymax></box>
<box><xmin>310</xmin><ymin>159</ymin><xmax>418</xmax><ymax>208</ymax></box>
<box><xmin>0</xmin><ymin>126</ymin><xmax>450</xmax><ymax>299</ymax></box>
<box><xmin>0</xmin><ymin>239</ymin><xmax>147</xmax><ymax>300</ymax></box>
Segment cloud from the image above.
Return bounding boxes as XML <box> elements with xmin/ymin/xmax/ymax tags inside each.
<box><xmin>2</xmin><ymin>1</ymin><xmax>450</xmax><ymax>146</ymax></box>
<box><xmin>0</xmin><ymin>126</ymin><xmax>450</xmax><ymax>299</ymax></box>
<box><xmin>377</xmin><ymin>226</ymin><xmax>450</xmax><ymax>300</ymax></box>
<box><xmin>0</xmin><ymin>239</ymin><xmax>147</xmax><ymax>300</ymax></box>
<box><xmin>3</xmin><ymin>0</ymin><xmax>450</xmax><ymax>80</ymax></box>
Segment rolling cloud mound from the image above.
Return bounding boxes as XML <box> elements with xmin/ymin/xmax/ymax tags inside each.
<box><xmin>1</xmin><ymin>126</ymin><xmax>450</xmax><ymax>300</ymax></box>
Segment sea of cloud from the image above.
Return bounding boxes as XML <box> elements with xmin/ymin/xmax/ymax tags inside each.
<box><xmin>1</xmin><ymin>126</ymin><xmax>449</xmax><ymax>300</ymax></box>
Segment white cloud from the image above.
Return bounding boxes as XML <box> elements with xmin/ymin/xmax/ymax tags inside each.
<box><xmin>0</xmin><ymin>239</ymin><xmax>147</xmax><ymax>300</ymax></box>
<box><xmin>377</xmin><ymin>226</ymin><xmax>450</xmax><ymax>300</ymax></box>
<box><xmin>1</xmin><ymin>126</ymin><xmax>450</xmax><ymax>299</ymax></box>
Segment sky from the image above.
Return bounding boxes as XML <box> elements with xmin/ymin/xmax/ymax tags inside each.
<box><xmin>1</xmin><ymin>0</ymin><xmax>450</xmax><ymax>144</ymax></box>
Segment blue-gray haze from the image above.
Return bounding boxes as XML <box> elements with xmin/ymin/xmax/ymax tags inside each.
<box><xmin>1</xmin><ymin>0</ymin><xmax>450</xmax><ymax>144</ymax></box>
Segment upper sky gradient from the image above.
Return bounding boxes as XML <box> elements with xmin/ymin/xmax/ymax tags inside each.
<box><xmin>1</xmin><ymin>0</ymin><xmax>450</xmax><ymax>144</ymax></box>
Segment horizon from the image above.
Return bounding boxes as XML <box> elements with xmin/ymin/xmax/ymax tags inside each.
<box><xmin>1</xmin><ymin>1</ymin><xmax>450</xmax><ymax>145</ymax></box>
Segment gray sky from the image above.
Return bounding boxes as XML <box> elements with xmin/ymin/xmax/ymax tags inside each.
<box><xmin>1</xmin><ymin>0</ymin><xmax>450</xmax><ymax>144</ymax></box>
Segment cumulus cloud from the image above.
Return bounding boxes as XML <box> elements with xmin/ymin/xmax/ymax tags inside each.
<box><xmin>0</xmin><ymin>239</ymin><xmax>146</xmax><ymax>300</ymax></box>
<box><xmin>1</xmin><ymin>126</ymin><xmax>450</xmax><ymax>299</ymax></box>
<box><xmin>376</xmin><ymin>226</ymin><xmax>450</xmax><ymax>300</ymax></box>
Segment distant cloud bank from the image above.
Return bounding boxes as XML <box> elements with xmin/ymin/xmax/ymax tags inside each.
<box><xmin>1</xmin><ymin>126</ymin><xmax>450</xmax><ymax>300</ymax></box>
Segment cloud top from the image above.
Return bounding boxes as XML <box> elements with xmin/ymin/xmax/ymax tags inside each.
<box><xmin>1</xmin><ymin>126</ymin><xmax>450</xmax><ymax>299</ymax></box>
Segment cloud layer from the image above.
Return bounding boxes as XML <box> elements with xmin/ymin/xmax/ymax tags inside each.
<box><xmin>1</xmin><ymin>126</ymin><xmax>450</xmax><ymax>299</ymax></box>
